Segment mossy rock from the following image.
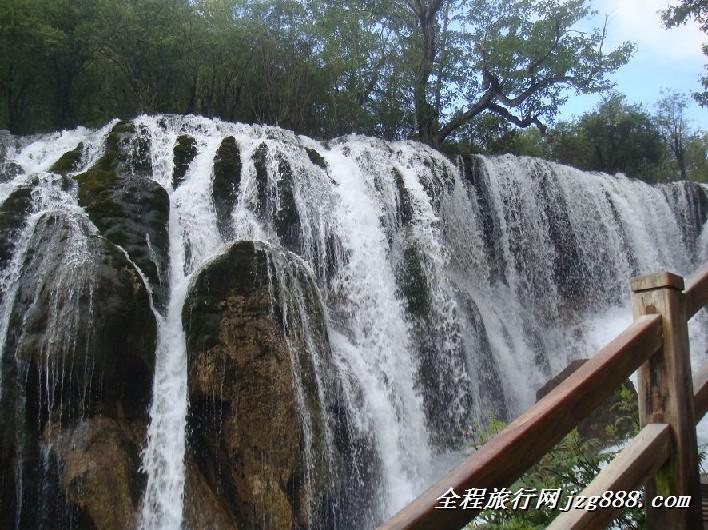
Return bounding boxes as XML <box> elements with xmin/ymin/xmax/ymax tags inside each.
<box><xmin>172</xmin><ymin>134</ymin><xmax>197</xmax><ymax>189</ymax></box>
<box><xmin>0</xmin><ymin>182</ymin><xmax>34</xmax><ymax>270</ymax></box>
<box><xmin>75</xmin><ymin>121</ymin><xmax>169</xmax><ymax>307</ymax></box>
<box><xmin>252</xmin><ymin>142</ymin><xmax>270</xmax><ymax>214</ymax></box>
<box><xmin>420</xmin><ymin>154</ymin><xmax>454</xmax><ymax>210</ymax></box>
<box><xmin>250</xmin><ymin>143</ymin><xmax>302</xmax><ymax>251</ymax></box>
<box><xmin>182</xmin><ymin>241</ymin><xmax>372</xmax><ymax>530</ymax></box>
<box><xmin>0</xmin><ymin>211</ymin><xmax>156</xmax><ymax>529</ymax></box>
<box><xmin>212</xmin><ymin>136</ymin><xmax>241</xmax><ymax>239</ymax></box>
<box><xmin>100</xmin><ymin>120</ymin><xmax>151</xmax><ymax>177</ymax></box>
<box><xmin>274</xmin><ymin>156</ymin><xmax>301</xmax><ymax>251</ymax></box>
<box><xmin>305</xmin><ymin>147</ymin><xmax>327</xmax><ymax>169</ymax></box>
<box><xmin>398</xmin><ymin>244</ymin><xmax>430</xmax><ymax>317</ymax></box>
<box><xmin>393</xmin><ymin>167</ymin><xmax>413</xmax><ymax>226</ymax></box>
<box><xmin>4</xmin><ymin>212</ymin><xmax>156</xmax><ymax>419</ymax></box>
<box><xmin>50</xmin><ymin>143</ymin><xmax>84</xmax><ymax>175</ymax></box>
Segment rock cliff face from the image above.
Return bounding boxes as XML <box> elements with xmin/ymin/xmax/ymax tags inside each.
<box><xmin>182</xmin><ymin>241</ymin><xmax>373</xmax><ymax>530</ymax></box>
<box><xmin>75</xmin><ymin>121</ymin><xmax>169</xmax><ymax>308</ymax></box>
<box><xmin>0</xmin><ymin>211</ymin><xmax>156</xmax><ymax>529</ymax></box>
<box><xmin>2</xmin><ymin>115</ymin><xmax>708</xmax><ymax>530</ymax></box>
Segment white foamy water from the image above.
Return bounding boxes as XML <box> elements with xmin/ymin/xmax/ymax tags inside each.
<box><xmin>0</xmin><ymin>117</ymin><xmax>706</xmax><ymax>529</ymax></box>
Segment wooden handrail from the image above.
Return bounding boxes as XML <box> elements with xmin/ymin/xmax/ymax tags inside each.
<box><xmin>547</xmin><ymin>424</ymin><xmax>672</xmax><ymax>530</ymax></box>
<box><xmin>632</xmin><ymin>272</ymin><xmax>703</xmax><ymax>528</ymax></box>
<box><xmin>377</xmin><ymin>315</ymin><xmax>663</xmax><ymax>530</ymax></box>
<box><xmin>685</xmin><ymin>261</ymin><xmax>708</xmax><ymax>318</ymax></box>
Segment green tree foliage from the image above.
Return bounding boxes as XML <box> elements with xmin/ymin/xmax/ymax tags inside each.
<box><xmin>662</xmin><ymin>0</ymin><xmax>708</xmax><ymax>106</ymax></box>
<box><xmin>371</xmin><ymin>0</ymin><xmax>634</xmax><ymax>146</ymax></box>
<box><xmin>0</xmin><ymin>0</ymin><xmax>632</xmax><ymax>144</ymax></box>
<box><xmin>463</xmin><ymin>91</ymin><xmax>707</xmax><ymax>183</ymax></box>
<box><xmin>685</xmin><ymin>132</ymin><xmax>708</xmax><ymax>181</ymax></box>
<box><xmin>656</xmin><ymin>90</ymin><xmax>692</xmax><ymax>180</ymax></box>
<box><xmin>574</xmin><ymin>94</ymin><xmax>665</xmax><ymax>180</ymax></box>
<box><xmin>467</xmin><ymin>386</ymin><xmax>644</xmax><ymax>530</ymax></box>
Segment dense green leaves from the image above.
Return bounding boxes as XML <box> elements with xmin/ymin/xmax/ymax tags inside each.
<box><xmin>0</xmin><ymin>0</ymin><xmax>633</xmax><ymax>143</ymax></box>
<box><xmin>662</xmin><ymin>0</ymin><xmax>708</xmax><ymax>106</ymax></box>
<box><xmin>462</xmin><ymin>92</ymin><xmax>708</xmax><ymax>183</ymax></box>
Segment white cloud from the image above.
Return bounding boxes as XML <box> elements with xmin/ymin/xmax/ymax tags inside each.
<box><xmin>592</xmin><ymin>0</ymin><xmax>705</xmax><ymax>61</ymax></box>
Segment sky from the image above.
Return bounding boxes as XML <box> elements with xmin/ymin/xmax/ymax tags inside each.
<box><xmin>559</xmin><ymin>0</ymin><xmax>708</xmax><ymax>129</ymax></box>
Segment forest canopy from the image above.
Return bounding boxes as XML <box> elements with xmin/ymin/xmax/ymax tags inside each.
<box><xmin>1</xmin><ymin>0</ymin><xmax>632</xmax><ymax>143</ymax></box>
<box><xmin>1</xmin><ymin>0</ymin><xmax>704</xmax><ymax>182</ymax></box>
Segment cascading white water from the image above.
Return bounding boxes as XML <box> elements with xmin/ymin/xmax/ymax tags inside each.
<box><xmin>1</xmin><ymin>116</ymin><xmax>707</xmax><ymax>529</ymax></box>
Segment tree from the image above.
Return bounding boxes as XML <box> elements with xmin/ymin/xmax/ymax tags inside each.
<box><xmin>577</xmin><ymin>94</ymin><xmax>666</xmax><ymax>180</ymax></box>
<box><xmin>378</xmin><ymin>0</ymin><xmax>634</xmax><ymax>147</ymax></box>
<box><xmin>662</xmin><ymin>0</ymin><xmax>708</xmax><ymax>32</ymax></box>
<box><xmin>662</xmin><ymin>0</ymin><xmax>708</xmax><ymax>106</ymax></box>
<box><xmin>656</xmin><ymin>90</ymin><xmax>692</xmax><ymax>180</ymax></box>
<box><xmin>0</xmin><ymin>0</ymin><xmax>634</xmax><ymax>142</ymax></box>
<box><xmin>537</xmin><ymin>94</ymin><xmax>667</xmax><ymax>181</ymax></box>
<box><xmin>685</xmin><ymin>132</ymin><xmax>708</xmax><ymax>181</ymax></box>
<box><xmin>0</xmin><ymin>0</ymin><xmax>61</xmax><ymax>132</ymax></box>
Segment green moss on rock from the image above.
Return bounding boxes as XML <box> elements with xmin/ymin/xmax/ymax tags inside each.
<box><xmin>0</xmin><ymin>210</ymin><xmax>156</xmax><ymax>529</ymax></box>
<box><xmin>0</xmin><ymin>183</ymin><xmax>33</xmax><ymax>269</ymax></box>
<box><xmin>305</xmin><ymin>147</ymin><xmax>327</xmax><ymax>169</ymax></box>
<box><xmin>5</xmin><ymin>212</ymin><xmax>156</xmax><ymax>419</ymax></box>
<box><xmin>172</xmin><ymin>134</ymin><xmax>197</xmax><ymax>189</ymax></box>
<box><xmin>212</xmin><ymin>136</ymin><xmax>241</xmax><ymax>238</ymax></box>
<box><xmin>250</xmin><ymin>143</ymin><xmax>302</xmax><ymax>251</ymax></box>
<box><xmin>74</xmin><ymin>121</ymin><xmax>169</xmax><ymax>307</ymax></box>
<box><xmin>252</xmin><ymin>142</ymin><xmax>270</xmax><ymax>213</ymax></box>
<box><xmin>50</xmin><ymin>143</ymin><xmax>84</xmax><ymax>175</ymax></box>
<box><xmin>392</xmin><ymin>167</ymin><xmax>413</xmax><ymax>226</ymax></box>
<box><xmin>274</xmin><ymin>156</ymin><xmax>301</xmax><ymax>251</ymax></box>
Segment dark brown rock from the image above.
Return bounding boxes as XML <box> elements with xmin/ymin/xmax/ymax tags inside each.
<box><xmin>183</xmin><ymin>459</ymin><xmax>239</xmax><ymax>530</ymax></box>
<box><xmin>44</xmin><ymin>417</ymin><xmax>146</xmax><ymax>530</ymax></box>
<box><xmin>0</xmin><ymin>211</ymin><xmax>156</xmax><ymax>529</ymax></box>
<box><xmin>182</xmin><ymin>241</ymin><xmax>371</xmax><ymax>530</ymax></box>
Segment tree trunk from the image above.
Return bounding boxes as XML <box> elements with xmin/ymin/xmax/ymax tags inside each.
<box><xmin>414</xmin><ymin>4</ymin><xmax>440</xmax><ymax>147</ymax></box>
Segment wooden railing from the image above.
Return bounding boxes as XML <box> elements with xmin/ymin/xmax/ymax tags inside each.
<box><xmin>378</xmin><ymin>263</ymin><xmax>708</xmax><ymax>530</ymax></box>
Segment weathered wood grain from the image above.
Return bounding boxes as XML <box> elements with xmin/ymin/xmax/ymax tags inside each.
<box><xmin>631</xmin><ymin>272</ymin><xmax>702</xmax><ymax>529</ymax></box>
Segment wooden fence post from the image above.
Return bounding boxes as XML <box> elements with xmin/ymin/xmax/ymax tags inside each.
<box><xmin>630</xmin><ymin>271</ymin><xmax>702</xmax><ymax>529</ymax></box>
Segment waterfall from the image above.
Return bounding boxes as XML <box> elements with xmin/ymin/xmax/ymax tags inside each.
<box><xmin>0</xmin><ymin>115</ymin><xmax>706</xmax><ymax>529</ymax></box>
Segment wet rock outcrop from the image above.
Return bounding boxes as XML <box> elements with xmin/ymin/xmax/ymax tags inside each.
<box><xmin>73</xmin><ymin>121</ymin><xmax>169</xmax><ymax>307</ymax></box>
<box><xmin>50</xmin><ymin>142</ymin><xmax>84</xmax><ymax>176</ymax></box>
<box><xmin>0</xmin><ymin>180</ymin><xmax>33</xmax><ymax>271</ymax></box>
<box><xmin>212</xmin><ymin>136</ymin><xmax>241</xmax><ymax>239</ymax></box>
<box><xmin>0</xmin><ymin>211</ymin><xmax>156</xmax><ymax>530</ymax></box>
<box><xmin>173</xmin><ymin>134</ymin><xmax>198</xmax><ymax>189</ymax></box>
<box><xmin>182</xmin><ymin>240</ymin><xmax>373</xmax><ymax>530</ymax></box>
<box><xmin>252</xmin><ymin>143</ymin><xmax>302</xmax><ymax>252</ymax></box>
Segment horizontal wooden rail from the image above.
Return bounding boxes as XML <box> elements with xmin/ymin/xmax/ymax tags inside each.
<box><xmin>547</xmin><ymin>424</ymin><xmax>672</xmax><ymax>530</ymax></box>
<box><xmin>694</xmin><ymin>363</ymin><xmax>708</xmax><ymax>422</ymax></box>
<box><xmin>377</xmin><ymin>314</ymin><xmax>663</xmax><ymax>530</ymax></box>
<box><xmin>685</xmin><ymin>261</ymin><xmax>708</xmax><ymax>319</ymax></box>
